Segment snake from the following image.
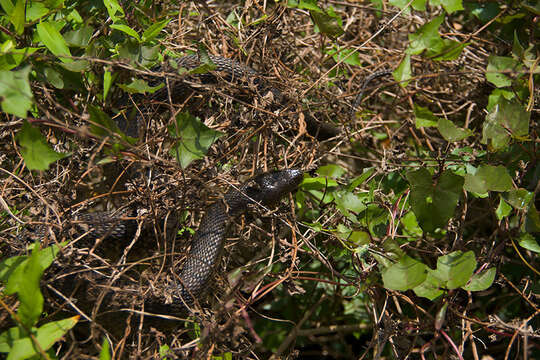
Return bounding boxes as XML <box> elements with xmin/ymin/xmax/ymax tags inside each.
<box><xmin>28</xmin><ymin>54</ymin><xmax>387</xmax><ymax>312</ymax></box>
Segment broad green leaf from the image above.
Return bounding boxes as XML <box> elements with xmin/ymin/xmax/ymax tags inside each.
<box><xmin>116</xmin><ymin>41</ymin><xmax>160</xmax><ymax>67</ymax></box>
<box><xmin>142</xmin><ymin>18</ymin><xmax>171</xmax><ymax>42</ymax></box>
<box><xmin>0</xmin><ymin>256</ymin><xmax>25</xmax><ymax>284</ymax></box>
<box><xmin>438</xmin><ymin>117</ymin><xmax>472</xmax><ymax>142</ymax></box>
<box><xmin>316</xmin><ymin>164</ymin><xmax>346</xmax><ymax>178</ymax></box>
<box><xmin>431</xmin><ymin>251</ymin><xmax>476</xmax><ymax>290</ymax></box>
<box><xmin>327</xmin><ymin>47</ymin><xmax>361</xmax><ymax>66</ymax></box>
<box><xmin>347</xmin><ymin>168</ymin><xmax>375</xmax><ymax>191</ymax></box>
<box><xmin>381</xmin><ymin>256</ymin><xmax>427</xmax><ymax>291</ymax></box>
<box><xmin>406</xmin><ymin>168</ymin><xmax>464</xmax><ymax>233</ymax></box>
<box><xmin>26</xmin><ymin>1</ymin><xmax>50</xmax><ymax>22</ymax></box>
<box><xmin>430</xmin><ymin>0</ymin><xmax>464</xmax><ymax>14</ymax></box>
<box><xmin>0</xmin><ymin>46</ymin><xmax>39</xmax><ymax>71</ymax></box>
<box><xmin>335</xmin><ymin>191</ymin><xmax>368</xmax><ymax>218</ymax></box>
<box><xmin>486</xmin><ymin>56</ymin><xmax>520</xmax><ymax>88</ymax></box>
<box><xmin>103</xmin><ymin>0</ymin><xmax>125</xmax><ymax>22</ymax></box>
<box><xmin>36</xmin><ymin>21</ymin><xmax>72</xmax><ymax>63</ymax></box>
<box><xmin>503</xmin><ymin>189</ymin><xmax>533</xmax><ymax>209</ymax></box>
<box><xmin>414</xmin><ymin>104</ymin><xmax>439</xmax><ymax>128</ymax></box>
<box><xmin>495</xmin><ymin>196</ymin><xmax>512</xmax><ymax>220</ymax></box>
<box><xmin>11</xmin><ymin>0</ymin><xmax>25</xmax><ymax>35</ymax></box>
<box><xmin>482</xmin><ymin>98</ymin><xmax>530</xmax><ymax>151</ymax></box>
<box><xmin>464</xmin><ymin>165</ymin><xmax>513</xmax><ymax>194</ymax></box>
<box><xmin>16</xmin><ymin>243</ymin><xmax>45</xmax><ymax>327</ymax></box>
<box><xmin>406</xmin><ymin>15</ymin><xmax>444</xmax><ymax>55</ymax></box>
<box><xmin>0</xmin><ymin>67</ymin><xmax>33</xmax><ymax>117</ymax></box>
<box><xmin>300</xmin><ymin>176</ymin><xmax>338</xmax><ymax>190</ymax></box>
<box><xmin>525</xmin><ymin>203</ymin><xmax>540</xmax><ymax>233</ymax></box>
<box><xmin>2</xmin><ymin>316</ymin><xmax>78</xmax><ymax>359</ymax></box>
<box><xmin>16</xmin><ymin>121</ymin><xmax>69</xmax><ymax>170</ymax></box>
<box><xmin>462</xmin><ymin>267</ymin><xmax>496</xmax><ymax>291</ymax></box>
<box><xmin>110</xmin><ymin>24</ymin><xmax>140</xmax><ymax>42</ymax></box>
<box><xmin>44</xmin><ymin>67</ymin><xmax>64</xmax><ymax>89</ymax></box>
<box><xmin>117</xmin><ymin>79</ymin><xmax>164</xmax><ymax>94</ymax></box>
<box><xmin>468</xmin><ymin>2</ymin><xmax>500</xmax><ymax>22</ymax></box>
<box><xmin>517</xmin><ymin>233</ymin><xmax>540</xmax><ymax>253</ymax></box>
<box><xmin>168</xmin><ymin>112</ymin><xmax>223</xmax><ymax>169</ymax></box>
<box><xmin>394</xmin><ymin>54</ymin><xmax>412</xmax><ymax>87</ymax></box>
<box><xmin>429</xmin><ymin>40</ymin><xmax>468</xmax><ymax>61</ymax></box>
<box><xmin>413</xmin><ymin>271</ymin><xmax>444</xmax><ymax>300</ymax></box>
<box><xmin>64</xmin><ymin>25</ymin><xmax>94</xmax><ymax>47</ymax></box>
<box><xmin>389</xmin><ymin>0</ymin><xmax>426</xmax><ymax>13</ymax></box>
<box><xmin>310</xmin><ymin>10</ymin><xmax>344</xmax><ymax>39</ymax></box>
<box><xmin>401</xmin><ymin>211</ymin><xmax>423</xmax><ymax>237</ymax></box>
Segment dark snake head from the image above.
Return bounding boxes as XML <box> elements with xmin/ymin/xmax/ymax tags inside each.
<box><xmin>245</xmin><ymin>169</ymin><xmax>304</xmax><ymax>206</ymax></box>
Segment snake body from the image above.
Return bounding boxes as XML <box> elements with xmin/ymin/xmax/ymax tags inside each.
<box><xmin>174</xmin><ymin>169</ymin><xmax>303</xmax><ymax>309</ymax></box>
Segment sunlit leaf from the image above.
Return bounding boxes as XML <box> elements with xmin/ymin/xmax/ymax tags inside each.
<box><xmin>438</xmin><ymin>117</ymin><xmax>472</xmax><ymax>142</ymax></box>
<box><xmin>382</xmin><ymin>256</ymin><xmax>427</xmax><ymax>291</ymax></box>
<box><xmin>168</xmin><ymin>112</ymin><xmax>223</xmax><ymax>169</ymax></box>
<box><xmin>36</xmin><ymin>21</ymin><xmax>72</xmax><ymax>63</ymax></box>
<box><xmin>0</xmin><ymin>66</ymin><xmax>33</xmax><ymax>118</ymax></box>
<box><xmin>16</xmin><ymin>121</ymin><xmax>69</xmax><ymax>170</ymax></box>
<box><xmin>462</xmin><ymin>267</ymin><xmax>496</xmax><ymax>291</ymax></box>
<box><xmin>431</xmin><ymin>251</ymin><xmax>476</xmax><ymax>290</ymax></box>
<box><xmin>464</xmin><ymin>165</ymin><xmax>513</xmax><ymax>194</ymax></box>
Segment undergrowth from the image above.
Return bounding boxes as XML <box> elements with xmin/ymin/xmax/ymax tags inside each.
<box><xmin>0</xmin><ymin>0</ymin><xmax>538</xmax><ymax>359</ymax></box>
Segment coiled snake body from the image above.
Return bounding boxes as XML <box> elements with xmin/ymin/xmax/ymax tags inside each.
<box><xmin>29</xmin><ymin>55</ymin><xmax>305</xmax><ymax>312</ymax></box>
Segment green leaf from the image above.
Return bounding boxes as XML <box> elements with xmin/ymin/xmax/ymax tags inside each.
<box><xmin>413</xmin><ymin>271</ymin><xmax>445</xmax><ymax>300</ymax></box>
<box><xmin>394</xmin><ymin>54</ymin><xmax>412</xmax><ymax>87</ymax></box>
<box><xmin>401</xmin><ymin>211</ymin><xmax>423</xmax><ymax>237</ymax></box>
<box><xmin>310</xmin><ymin>10</ymin><xmax>344</xmax><ymax>39</ymax></box>
<box><xmin>110</xmin><ymin>24</ymin><xmax>141</xmax><ymax>42</ymax></box>
<box><xmin>15</xmin><ymin>243</ymin><xmax>45</xmax><ymax>327</ymax></box>
<box><xmin>406</xmin><ymin>15</ymin><xmax>444</xmax><ymax>55</ymax></box>
<box><xmin>36</xmin><ymin>21</ymin><xmax>72</xmax><ymax>63</ymax></box>
<box><xmin>99</xmin><ymin>337</ymin><xmax>111</xmax><ymax>360</ymax></box>
<box><xmin>11</xmin><ymin>0</ymin><xmax>25</xmax><ymax>35</ymax></box>
<box><xmin>462</xmin><ymin>267</ymin><xmax>496</xmax><ymax>291</ymax></box>
<box><xmin>335</xmin><ymin>191</ymin><xmax>368</xmax><ymax>218</ymax></box>
<box><xmin>406</xmin><ymin>168</ymin><xmax>464</xmax><ymax>233</ymax></box>
<box><xmin>316</xmin><ymin>164</ymin><xmax>346</xmax><ymax>178</ymax></box>
<box><xmin>0</xmin><ymin>316</ymin><xmax>78</xmax><ymax>359</ymax></box>
<box><xmin>438</xmin><ymin>117</ymin><xmax>472</xmax><ymax>142</ymax></box>
<box><xmin>429</xmin><ymin>40</ymin><xmax>468</xmax><ymax>61</ymax></box>
<box><xmin>16</xmin><ymin>121</ymin><xmax>69</xmax><ymax>171</ymax></box>
<box><xmin>414</xmin><ymin>104</ymin><xmax>439</xmax><ymax>128</ymax></box>
<box><xmin>495</xmin><ymin>196</ymin><xmax>512</xmax><ymax>220</ymax></box>
<box><xmin>486</xmin><ymin>56</ymin><xmax>520</xmax><ymax>88</ymax></box>
<box><xmin>517</xmin><ymin>233</ymin><xmax>540</xmax><ymax>253</ymax></box>
<box><xmin>464</xmin><ymin>165</ymin><xmax>513</xmax><ymax>194</ymax></box>
<box><xmin>482</xmin><ymin>98</ymin><xmax>530</xmax><ymax>151</ymax></box>
<box><xmin>168</xmin><ymin>112</ymin><xmax>223</xmax><ymax>169</ymax></box>
<box><xmin>431</xmin><ymin>251</ymin><xmax>476</xmax><ymax>290</ymax></box>
<box><xmin>103</xmin><ymin>0</ymin><xmax>125</xmax><ymax>22</ymax></box>
<box><xmin>381</xmin><ymin>256</ymin><xmax>427</xmax><ymax>291</ymax></box>
<box><xmin>0</xmin><ymin>67</ymin><xmax>33</xmax><ymax>118</ymax></box>
<box><xmin>117</xmin><ymin>79</ymin><xmax>164</xmax><ymax>94</ymax></box>
<box><xmin>64</xmin><ymin>25</ymin><xmax>94</xmax><ymax>47</ymax></box>
<box><xmin>142</xmin><ymin>18</ymin><xmax>171</xmax><ymax>42</ymax></box>
<box><xmin>503</xmin><ymin>189</ymin><xmax>533</xmax><ymax>210</ymax></box>
<box><xmin>103</xmin><ymin>69</ymin><xmax>112</xmax><ymax>101</ymax></box>
<box><xmin>430</xmin><ymin>0</ymin><xmax>464</xmax><ymax>14</ymax></box>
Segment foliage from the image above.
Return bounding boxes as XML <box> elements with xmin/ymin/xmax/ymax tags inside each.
<box><xmin>0</xmin><ymin>0</ymin><xmax>538</xmax><ymax>358</ymax></box>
